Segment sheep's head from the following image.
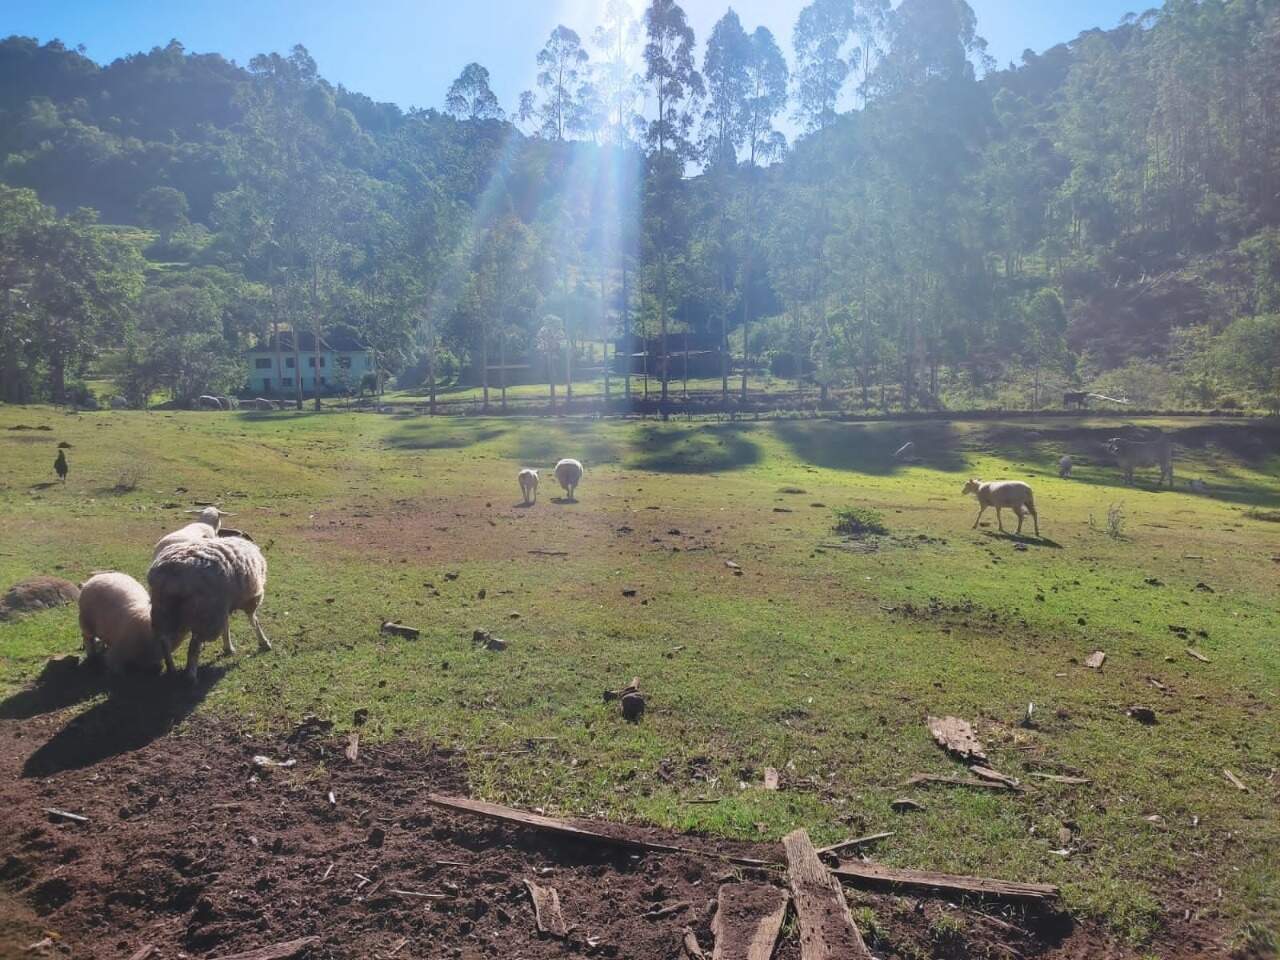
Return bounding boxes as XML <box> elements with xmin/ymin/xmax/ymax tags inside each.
<box><xmin>961</xmin><ymin>479</ymin><xmax>981</xmax><ymax>496</ymax></box>
<box><xmin>188</xmin><ymin>506</ymin><xmax>233</xmax><ymax>530</ymax></box>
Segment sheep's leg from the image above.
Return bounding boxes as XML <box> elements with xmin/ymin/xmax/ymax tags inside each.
<box><xmin>222</xmin><ymin>620</ymin><xmax>235</xmax><ymax>656</ymax></box>
<box><xmin>995</xmin><ymin>507</ymin><xmax>1006</xmax><ymax>532</ymax></box>
<box><xmin>972</xmin><ymin>505</ymin><xmax>986</xmax><ymax>529</ymax></box>
<box><xmin>184</xmin><ymin>634</ymin><xmax>204</xmax><ymax>682</ymax></box>
<box><xmin>1015</xmin><ymin>506</ymin><xmax>1025</xmax><ymax>535</ymax></box>
<box><xmin>1029</xmin><ymin>505</ymin><xmax>1040</xmax><ymax>537</ymax></box>
<box><xmin>245</xmin><ymin>598</ymin><xmax>271</xmax><ymax>651</ymax></box>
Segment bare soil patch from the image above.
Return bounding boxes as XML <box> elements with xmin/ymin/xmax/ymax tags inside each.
<box><xmin>0</xmin><ymin>702</ymin><xmax>1230</xmax><ymax>958</ymax></box>
<box><xmin>0</xmin><ymin>576</ymin><xmax>80</xmax><ymax>622</ymax></box>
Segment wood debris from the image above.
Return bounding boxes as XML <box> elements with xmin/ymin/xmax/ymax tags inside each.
<box><xmin>711</xmin><ymin>883</ymin><xmax>788</xmax><ymax>960</ymax></box>
<box><xmin>379</xmin><ymin>621</ymin><xmax>420</xmax><ymax>640</ymax></box>
<box><xmin>927</xmin><ymin>716</ymin><xmax>988</xmax><ymax>763</ymax></box>
<box><xmin>815</xmin><ymin>832</ymin><xmax>894</xmax><ymax>858</ymax></box>
<box><xmin>891</xmin><ymin>798</ymin><xmax>925</xmax><ymax>812</ymax></box>
<box><xmin>390</xmin><ymin>888</ymin><xmax>447</xmax><ymax>900</ymax></box>
<box><xmin>643</xmin><ymin>900</ymin><xmax>691</xmax><ymax>919</ymax></box>
<box><xmin>831</xmin><ymin>860</ymin><xmax>1059</xmax><ymax>903</ymax></box>
<box><xmin>682</xmin><ymin>927</ymin><xmax>708</xmax><ymax>960</ymax></box>
<box><xmin>126</xmin><ymin>947</ymin><xmax>156</xmax><ymax>960</ymax></box>
<box><xmin>603</xmin><ymin>677</ymin><xmax>641</xmax><ymax>702</ymax></box>
<box><xmin>209</xmin><ymin>938</ymin><xmax>321</xmax><ymax>960</ymax></box>
<box><xmin>1185</xmin><ymin>648</ymin><xmax>1211</xmax><ymax>663</ymax></box>
<box><xmin>783</xmin><ymin>829</ymin><xmax>872</xmax><ymax>958</ymax></box>
<box><xmin>970</xmin><ymin>766</ymin><xmax>1022</xmax><ymax>789</ymax></box>
<box><xmin>903</xmin><ymin>774</ymin><xmax>1017</xmax><ymax>792</ymax></box>
<box><xmin>1222</xmin><ymin>769</ymin><xmax>1247</xmax><ymax>792</ymax></box>
<box><xmin>1028</xmin><ymin>773</ymin><xmax>1091</xmax><ymax>785</ymax></box>
<box><xmin>345</xmin><ymin>732</ymin><xmax>359</xmax><ymax>762</ymax></box>
<box><xmin>1084</xmin><ymin>651</ymin><xmax>1106</xmax><ymax>669</ymax></box>
<box><xmin>524</xmin><ymin>879</ymin><xmax>569</xmax><ymax>937</ymax></box>
<box><xmin>762</xmin><ymin>767</ymin><xmax>779</xmax><ymax>791</ymax></box>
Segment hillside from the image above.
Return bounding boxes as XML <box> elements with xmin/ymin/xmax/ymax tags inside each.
<box><xmin>1</xmin><ymin>0</ymin><xmax>1278</xmax><ymax>410</ymax></box>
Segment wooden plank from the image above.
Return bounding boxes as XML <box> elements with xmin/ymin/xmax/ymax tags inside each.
<box><xmin>127</xmin><ymin>947</ymin><xmax>156</xmax><ymax>960</ymax></box>
<box><xmin>683</xmin><ymin>927</ymin><xmax>709</xmax><ymax>959</ymax></box>
<box><xmin>524</xmin><ymin>879</ymin><xmax>569</xmax><ymax>937</ymax></box>
<box><xmin>815</xmin><ymin>833</ymin><xmax>894</xmax><ymax>858</ymax></box>
<box><xmin>711</xmin><ymin>883</ymin><xmax>789</xmax><ymax>960</ymax></box>
<box><xmin>783</xmin><ymin>829</ymin><xmax>872</xmax><ymax>959</ymax></box>
<box><xmin>763</xmin><ymin>767</ymin><xmax>780</xmax><ymax>791</ymax></box>
<box><xmin>969</xmin><ymin>766</ymin><xmax>1022</xmax><ymax>789</ymax></box>
<box><xmin>927</xmin><ymin>716</ymin><xmax>988</xmax><ymax>763</ymax></box>
<box><xmin>831</xmin><ymin>860</ymin><xmax>1059</xmax><ymax>903</ymax></box>
<box><xmin>903</xmin><ymin>774</ymin><xmax>1015</xmax><ymax>792</ymax></box>
<box><xmin>424</xmin><ymin>794</ymin><xmax>776</xmax><ymax>867</ymax></box>
<box><xmin>1028</xmin><ymin>773</ymin><xmax>1091</xmax><ymax>785</ymax></box>
<box><xmin>1084</xmin><ymin>651</ymin><xmax>1106</xmax><ymax>669</ymax></box>
<box><xmin>344</xmin><ymin>732</ymin><xmax>359</xmax><ymax>762</ymax></box>
<box><xmin>1223</xmin><ymin>769</ymin><xmax>1247</xmax><ymax>792</ymax></box>
<box><xmin>1185</xmin><ymin>648</ymin><xmax>1211</xmax><ymax>663</ymax></box>
<box><xmin>211</xmin><ymin>938</ymin><xmax>321</xmax><ymax>960</ymax></box>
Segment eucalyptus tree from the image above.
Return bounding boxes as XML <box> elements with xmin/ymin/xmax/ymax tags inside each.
<box><xmin>445</xmin><ymin>62</ymin><xmax>504</xmax><ymax>121</ymax></box>
<box><xmin>700</xmin><ymin>9</ymin><xmax>750</xmax><ymax>169</ymax></box>
<box><xmin>741</xmin><ymin>26</ymin><xmax>789</xmax><ymax>166</ymax></box>
<box><xmin>592</xmin><ymin>0</ymin><xmax>645</xmax><ymax>145</ymax></box>
<box><xmin>534</xmin><ymin>26</ymin><xmax>590</xmax><ymax>141</ymax></box>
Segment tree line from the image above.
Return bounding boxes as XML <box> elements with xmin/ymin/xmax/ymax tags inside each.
<box><xmin>1</xmin><ymin>0</ymin><xmax>1278</xmax><ymax>412</ymax></box>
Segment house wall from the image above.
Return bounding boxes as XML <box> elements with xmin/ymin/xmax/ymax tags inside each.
<box><xmin>244</xmin><ymin>350</ymin><xmax>372</xmax><ymax>395</ymax></box>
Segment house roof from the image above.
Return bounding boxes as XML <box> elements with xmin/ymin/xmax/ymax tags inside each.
<box><xmin>250</xmin><ymin>331</ymin><xmax>369</xmax><ymax>353</ymax></box>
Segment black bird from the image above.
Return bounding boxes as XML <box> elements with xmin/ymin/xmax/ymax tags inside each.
<box><xmin>54</xmin><ymin>449</ymin><xmax>68</xmax><ymax>484</ymax></box>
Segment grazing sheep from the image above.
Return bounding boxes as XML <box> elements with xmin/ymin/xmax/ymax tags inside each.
<box><xmin>152</xmin><ymin>506</ymin><xmax>235</xmax><ymax>557</ymax></box>
<box><xmin>553</xmin><ymin>458</ymin><xmax>584</xmax><ymax>501</ymax></box>
<box><xmin>196</xmin><ymin>395</ymin><xmax>224</xmax><ymax>411</ymax></box>
<box><xmin>251</xmin><ymin>397</ymin><xmax>275</xmax><ymax>411</ymax></box>
<box><xmin>148</xmin><ymin>536</ymin><xmax>271</xmax><ymax>681</ymax></box>
<box><xmin>962</xmin><ymin>479</ymin><xmax>1040</xmax><ymax>537</ymax></box>
<box><xmin>1058</xmin><ymin>455</ymin><xmax>1073</xmax><ymax>478</ymax></box>
<box><xmin>78</xmin><ymin>572</ymin><xmax>158</xmax><ymax>673</ymax></box>
<box><xmin>518</xmin><ymin>468</ymin><xmax>539</xmax><ymax>505</ymax></box>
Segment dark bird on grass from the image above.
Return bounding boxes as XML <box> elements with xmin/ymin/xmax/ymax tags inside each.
<box><xmin>54</xmin><ymin>449</ymin><xmax>68</xmax><ymax>484</ymax></box>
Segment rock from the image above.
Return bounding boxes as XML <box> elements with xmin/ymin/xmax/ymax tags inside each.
<box><xmin>1143</xmin><ymin>577</ymin><xmax>1164</xmax><ymax>587</ymax></box>
<box><xmin>1193</xmin><ymin>582</ymin><xmax>1214</xmax><ymax>593</ymax></box>
<box><xmin>621</xmin><ymin>691</ymin><xmax>646</xmax><ymax>722</ymax></box>
<box><xmin>1126</xmin><ymin>706</ymin><xmax>1157</xmax><ymax>725</ymax></box>
<box><xmin>622</xmin><ymin>588</ymin><xmax>637</xmax><ymax>597</ymax></box>
<box><xmin>0</xmin><ymin>576</ymin><xmax>81</xmax><ymax>622</ymax></box>
<box><xmin>1014</xmin><ymin>543</ymin><xmax>1029</xmax><ymax>552</ymax></box>
<box><xmin>353</xmin><ymin>708</ymin><xmax>370</xmax><ymax>726</ymax></box>
<box><xmin>368</xmin><ymin>826</ymin><xmax>386</xmax><ymax>848</ymax></box>
<box><xmin>473</xmin><ymin>629</ymin><xmax>507</xmax><ymax>651</ymax></box>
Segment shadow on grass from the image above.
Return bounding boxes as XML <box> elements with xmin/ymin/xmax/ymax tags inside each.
<box><xmin>385</xmin><ymin>421</ymin><xmax>510</xmax><ymax>451</ymax></box>
<box><xmin>625</xmin><ymin>423</ymin><xmax>762</xmax><ymax>474</ymax></box>
<box><xmin>981</xmin><ymin>530</ymin><xmax>1064</xmax><ymax>549</ymax></box>
<box><xmin>16</xmin><ymin>666</ymin><xmax>226</xmax><ymax>778</ymax></box>
<box><xmin>774</xmin><ymin>421</ymin><xmax>968</xmax><ymax>474</ymax></box>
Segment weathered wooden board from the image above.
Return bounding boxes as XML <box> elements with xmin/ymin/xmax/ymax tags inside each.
<box><xmin>711</xmin><ymin>883</ymin><xmax>789</xmax><ymax>960</ymax></box>
<box><xmin>831</xmin><ymin>860</ymin><xmax>1059</xmax><ymax>902</ymax></box>
<box><xmin>783</xmin><ymin>829</ymin><xmax>872</xmax><ymax>959</ymax></box>
<box><xmin>524</xmin><ymin>879</ymin><xmax>569</xmax><ymax>937</ymax></box>
<box><xmin>210</xmin><ymin>938</ymin><xmax>321</xmax><ymax>960</ymax></box>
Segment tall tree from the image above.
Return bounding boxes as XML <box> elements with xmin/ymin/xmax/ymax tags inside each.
<box><xmin>742</xmin><ymin>26</ymin><xmax>789</xmax><ymax>166</ymax></box>
<box><xmin>592</xmin><ymin>0</ymin><xmax>644</xmax><ymax>145</ymax></box>
<box><xmin>700</xmin><ymin>9</ymin><xmax>751</xmax><ymax>169</ymax></box>
<box><xmin>535</xmin><ymin>26</ymin><xmax>590</xmax><ymax>141</ymax></box>
<box><xmin>445</xmin><ymin>62</ymin><xmax>504</xmax><ymax>121</ymax></box>
<box><xmin>642</xmin><ymin>0</ymin><xmax>704</xmax><ymax>161</ymax></box>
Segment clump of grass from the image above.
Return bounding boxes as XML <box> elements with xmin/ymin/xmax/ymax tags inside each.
<box><xmin>1231</xmin><ymin>921</ymin><xmax>1277</xmax><ymax>959</ymax></box>
<box><xmin>113</xmin><ymin>467</ymin><xmax>144</xmax><ymax>492</ymax></box>
<box><xmin>833</xmin><ymin>506</ymin><xmax>888</xmax><ymax>537</ymax></box>
<box><xmin>1243</xmin><ymin>507</ymin><xmax>1280</xmax><ymax>523</ymax></box>
<box><xmin>928</xmin><ymin>912</ymin><xmax>966</xmax><ymax>945</ymax></box>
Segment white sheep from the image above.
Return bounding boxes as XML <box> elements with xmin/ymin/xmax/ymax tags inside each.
<box><xmin>78</xmin><ymin>572</ymin><xmax>158</xmax><ymax>673</ymax></box>
<box><xmin>148</xmin><ymin>536</ymin><xmax>271</xmax><ymax>681</ymax></box>
<box><xmin>152</xmin><ymin>506</ymin><xmax>234</xmax><ymax>557</ymax></box>
<box><xmin>962</xmin><ymin>479</ymin><xmax>1040</xmax><ymax>537</ymax></box>
<box><xmin>553</xmin><ymin>458</ymin><xmax>584</xmax><ymax>501</ymax></box>
<box><xmin>518</xmin><ymin>468</ymin><xmax>539</xmax><ymax>505</ymax></box>
<box><xmin>1058</xmin><ymin>455</ymin><xmax>1073</xmax><ymax>478</ymax></box>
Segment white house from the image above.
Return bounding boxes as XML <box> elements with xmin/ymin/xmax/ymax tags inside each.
<box><xmin>244</xmin><ymin>332</ymin><xmax>373</xmax><ymax>396</ymax></box>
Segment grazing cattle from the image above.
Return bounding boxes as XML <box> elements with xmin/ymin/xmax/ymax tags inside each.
<box><xmin>1063</xmin><ymin>391</ymin><xmax>1088</xmax><ymax>410</ymax></box>
<box><xmin>1106</xmin><ymin>435</ymin><xmax>1174</xmax><ymax>487</ymax></box>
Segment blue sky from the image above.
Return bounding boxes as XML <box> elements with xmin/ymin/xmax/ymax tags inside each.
<box><xmin>5</xmin><ymin>0</ymin><xmax>1139</xmax><ymax>119</ymax></box>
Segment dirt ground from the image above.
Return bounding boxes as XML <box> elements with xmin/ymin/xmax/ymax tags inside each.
<box><xmin>0</xmin><ymin>683</ymin><xmax>1233</xmax><ymax>960</ymax></box>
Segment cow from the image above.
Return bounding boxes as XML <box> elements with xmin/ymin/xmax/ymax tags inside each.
<box><xmin>1106</xmin><ymin>435</ymin><xmax>1174</xmax><ymax>487</ymax></box>
<box><xmin>1063</xmin><ymin>391</ymin><xmax>1089</xmax><ymax>410</ymax></box>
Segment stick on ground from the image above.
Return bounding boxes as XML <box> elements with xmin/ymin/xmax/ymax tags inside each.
<box><xmin>783</xmin><ymin>829</ymin><xmax>872</xmax><ymax>959</ymax></box>
<box><xmin>209</xmin><ymin>937</ymin><xmax>321</xmax><ymax>960</ymax></box>
<box><xmin>815</xmin><ymin>833</ymin><xmax>894</xmax><ymax>858</ymax></box>
<box><xmin>831</xmin><ymin>860</ymin><xmax>1059</xmax><ymax>903</ymax></box>
<box><xmin>904</xmin><ymin>774</ymin><xmax>1017</xmax><ymax>792</ymax></box>
<box><xmin>711</xmin><ymin>883</ymin><xmax>788</xmax><ymax>960</ymax></box>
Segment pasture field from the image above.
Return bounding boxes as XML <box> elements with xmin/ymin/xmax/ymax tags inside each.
<box><xmin>1</xmin><ymin>406</ymin><xmax>1277</xmax><ymax>952</ymax></box>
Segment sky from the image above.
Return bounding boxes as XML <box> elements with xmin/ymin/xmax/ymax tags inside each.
<box><xmin>4</xmin><ymin>0</ymin><xmax>1140</xmax><ymax>121</ymax></box>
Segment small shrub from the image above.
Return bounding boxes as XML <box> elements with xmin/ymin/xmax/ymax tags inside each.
<box><xmin>1243</xmin><ymin>507</ymin><xmax>1280</xmax><ymax>523</ymax></box>
<box><xmin>833</xmin><ymin>506</ymin><xmax>888</xmax><ymax>537</ymax></box>
<box><xmin>1092</xmin><ymin>502</ymin><xmax>1128</xmax><ymax>539</ymax></box>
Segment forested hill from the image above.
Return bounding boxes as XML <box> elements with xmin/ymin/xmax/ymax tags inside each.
<box><xmin>2</xmin><ymin>0</ymin><xmax>1278</xmax><ymax>411</ymax></box>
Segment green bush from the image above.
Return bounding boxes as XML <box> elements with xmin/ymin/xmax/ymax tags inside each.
<box><xmin>833</xmin><ymin>506</ymin><xmax>888</xmax><ymax>537</ymax></box>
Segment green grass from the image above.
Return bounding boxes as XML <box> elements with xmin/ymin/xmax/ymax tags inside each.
<box><xmin>1</xmin><ymin>406</ymin><xmax>1277</xmax><ymax>947</ymax></box>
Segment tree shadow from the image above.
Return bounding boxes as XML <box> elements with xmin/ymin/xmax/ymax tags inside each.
<box><xmin>773</xmin><ymin>421</ymin><xmax>968</xmax><ymax>474</ymax></box>
<box><xmin>18</xmin><ymin>666</ymin><xmax>226</xmax><ymax>778</ymax></box>
<box><xmin>514</xmin><ymin>423</ymin><xmax>619</xmax><ymax>467</ymax></box>
<box><xmin>625</xmin><ymin>423</ymin><xmax>761</xmax><ymax>474</ymax></box>
<box><xmin>385</xmin><ymin>422</ymin><xmax>510</xmax><ymax>451</ymax></box>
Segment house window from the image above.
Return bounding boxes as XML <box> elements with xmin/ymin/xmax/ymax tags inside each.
<box><xmin>255</xmin><ymin>357</ymin><xmax>272</xmax><ymax>369</ymax></box>
<box><xmin>308</xmin><ymin>356</ymin><xmax>327</xmax><ymax>368</ymax></box>
<box><xmin>282</xmin><ymin>377</ymin><xmax>293</xmax><ymax>386</ymax></box>
<box><xmin>286</xmin><ymin>357</ymin><xmax>296</xmax><ymax>369</ymax></box>
<box><xmin>320</xmin><ymin>376</ymin><xmax>327</xmax><ymax>385</ymax></box>
<box><xmin>338</xmin><ymin>355</ymin><xmax>352</xmax><ymax>370</ymax></box>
